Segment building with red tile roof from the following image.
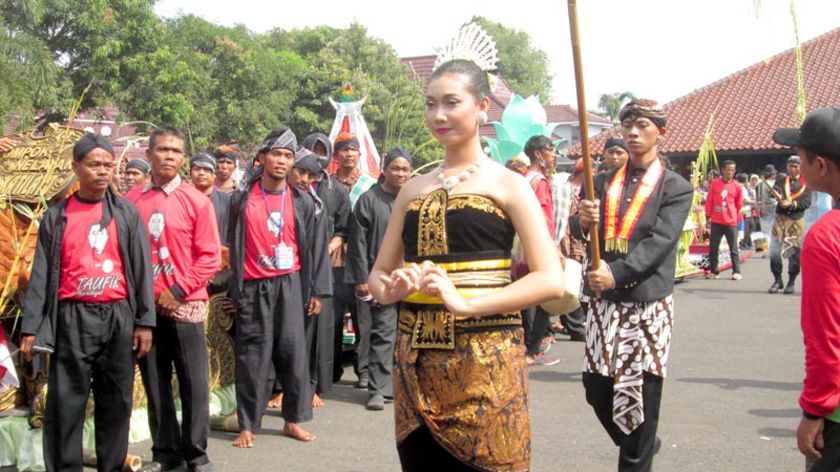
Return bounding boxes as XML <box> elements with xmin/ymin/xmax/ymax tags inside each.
<box><xmin>570</xmin><ymin>27</ymin><xmax>840</xmax><ymax>174</ymax></box>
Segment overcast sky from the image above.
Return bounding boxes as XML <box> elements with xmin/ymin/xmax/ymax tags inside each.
<box><xmin>155</xmin><ymin>0</ymin><xmax>840</xmax><ymax>109</ymax></box>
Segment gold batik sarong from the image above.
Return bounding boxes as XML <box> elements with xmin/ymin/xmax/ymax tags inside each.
<box><xmin>772</xmin><ymin>214</ymin><xmax>805</xmax><ymax>256</ymax></box>
<box><xmin>394</xmin><ymin>310</ymin><xmax>530</xmax><ymax>472</ymax></box>
<box><xmin>396</xmin><ymin>189</ymin><xmax>530</xmax><ymax>472</ymax></box>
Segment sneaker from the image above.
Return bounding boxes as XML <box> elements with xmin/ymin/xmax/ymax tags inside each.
<box><xmin>366</xmin><ymin>393</ymin><xmax>385</xmax><ymax>411</ymax></box>
<box><xmin>354</xmin><ymin>375</ymin><xmax>369</xmax><ymax>389</ymax></box>
<box><xmin>539</xmin><ymin>338</ymin><xmax>552</xmax><ymax>354</ymax></box>
<box><xmin>732</xmin><ymin>273</ymin><xmax>742</xmax><ymax>280</ymax></box>
<box><xmin>529</xmin><ymin>353</ymin><xmax>560</xmax><ymax>367</ymax></box>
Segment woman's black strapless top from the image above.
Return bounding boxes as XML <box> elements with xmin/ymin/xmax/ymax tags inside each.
<box><xmin>402</xmin><ymin>189</ymin><xmax>515</xmax><ymax>262</ymax></box>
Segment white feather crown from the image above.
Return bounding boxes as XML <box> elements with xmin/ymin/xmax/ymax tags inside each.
<box><xmin>433</xmin><ymin>22</ymin><xmax>499</xmax><ymax>90</ymax></box>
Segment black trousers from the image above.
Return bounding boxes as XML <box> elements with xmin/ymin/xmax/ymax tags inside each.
<box><xmin>304</xmin><ymin>295</ymin><xmax>335</xmax><ymax>395</ymax></box>
<box><xmin>583</xmin><ymin>372</ymin><xmax>664</xmax><ymax>472</ymax></box>
<box><xmin>807</xmin><ymin>419</ymin><xmax>840</xmax><ymax>471</ymax></box>
<box><xmin>235</xmin><ymin>273</ymin><xmax>311</xmax><ymax>430</ymax></box>
<box><xmin>522</xmin><ymin>305</ymin><xmax>552</xmax><ymax>356</ymax></box>
<box><xmin>397</xmin><ymin>426</ymin><xmax>479</xmax><ymax>471</ymax></box>
<box><xmin>139</xmin><ymin>315</ymin><xmax>211</xmax><ymax>470</ymax></box>
<box><xmin>357</xmin><ymin>300</ymin><xmax>397</xmax><ymax>397</ymax></box>
<box><xmin>351</xmin><ymin>295</ymin><xmax>373</xmax><ymax>379</ymax></box>
<box><xmin>332</xmin><ymin>267</ymin><xmax>362</xmax><ymax>379</ymax></box>
<box><xmin>561</xmin><ymin>306</ymin><xmax>586</xmax><ymax>337</ymax></box>
<box><xmin>44</xmin><ymin>300</ymin><xmax>134</xmax><ymax>472</ymax></box>
<box><xmin>709</xmin><ymin>223</ymin><xmax>740</xmax><ymax>275</ymax></box>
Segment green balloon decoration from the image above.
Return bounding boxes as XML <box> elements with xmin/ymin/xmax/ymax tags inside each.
<box><xmin>487</xmin><ymin>95</ymin><xmax>556</xmax><ymax>164</ymax></box>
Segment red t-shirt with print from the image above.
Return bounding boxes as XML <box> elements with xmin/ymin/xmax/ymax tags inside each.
<box><xmin>243</xmin><ymin>182</ymin><xmax>300</xmax><ymax>281</ymax></box>
<box><xmin>58</xmin><ymin>196</ymin><xmax>127</xmax><ymax>302</ymax></box>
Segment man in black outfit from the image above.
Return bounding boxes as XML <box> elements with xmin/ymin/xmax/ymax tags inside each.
<box><xmin>575</xmin><ymin>101</ymin><xmax>693</xmax><ymax>472</ymax></box>
<box><xmin>20</xmin><ymin>134</ymin><xmax>155</xmax><ymax>472</ymax></box>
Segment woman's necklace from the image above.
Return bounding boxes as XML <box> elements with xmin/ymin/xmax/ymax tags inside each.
<box><xmin>437</xmin><ymin>158</ymin><xmax>485</xmax><ymax>192</ymax></box>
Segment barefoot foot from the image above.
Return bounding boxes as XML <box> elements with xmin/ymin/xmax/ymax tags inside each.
<box><xmin>232</xmin><ymin>430</ymin><xmax>255</xmax><ymax>448</ymax></box>
<box><xmin>284</xmin><ymin>422</ymin><xmax>316</xmax><ymax>442</ymax></box>
<box><xmin>312</xmin><ymin>393</ymin><xmax>325</xmax><ymax>408</ymax></box>
<box><xmin>267</xmin><ymin>392</ymin><xmax>283</xmax><ymax>409</ymax></box>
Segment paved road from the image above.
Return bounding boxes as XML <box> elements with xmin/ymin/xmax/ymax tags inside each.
<box><xmin>112</xmin><ymin>256</ymin><xmax>803</xmax><ymax>470</ymax></box>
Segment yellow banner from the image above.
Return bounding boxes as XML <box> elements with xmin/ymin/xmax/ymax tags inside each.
<box><xmin>0</xmin><ymin>125</ymin><xmax>84</xmax><ymax>203</ymax></box>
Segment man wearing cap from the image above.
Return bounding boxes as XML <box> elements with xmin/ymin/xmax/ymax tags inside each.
<box><xmin>772</xmin><ymin>107</ymin><xmax>840</xmax><ymax>469</ymax></box>
<box><xmin>345</xmin><ymin>148</ymin><xmax>412</xmax><ymax>410</ymax></box>
<box><xmin>214</xmin><ymin>145</ymin><xmax>240</xmax><ymax>194</ymax></box>
<box><xmin>574</xmin><ymin>100</ymin><xmax>693</xmax><ymax>471</ymax></box>
<box><xmin>705</xmin><ymin>160</ymin><xmax>743</xmax><ymax>280</ymax></box>
<box><xmin>20</xmin><ymin>134</ymin><xmax>155</xmax><ymax>471</ymax></box>
<box><xmin>766</xmin><ymin>155</ymin><xmax>812</xmax><ymax>294</ymax></box>
<box><xmin>124</xmin><ymin>158</ymin><xmax>151</xmax><ymax>193</ymax></box>
<box><xmin>190</xmin><ymin>153</ymin><xmax>230</xmax><ymax>247</ymax></box>
<box><xmin>125</xmin><ymin>126</ymin><xmax>221</xmax><ymax>472</ymax></box>
<box><xmin>227</xmin><ymin>128</ymin><xmax>330</xmax><ymax>447</ymax></box>
<box><xmin>602</xmin><ymin>137</ymin><xmax>630</xmax><ymax>172</ymax></box>
<box><xmin>289</xmin><ymin>148</ymin><xmax>334</xmax><ymax>407</ymax></box>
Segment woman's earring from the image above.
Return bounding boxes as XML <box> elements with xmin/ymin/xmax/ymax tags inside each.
<box><xmin>478</xmin><ymin>111</ymin><xmax>488</xmax><ymax>125</ymax></box>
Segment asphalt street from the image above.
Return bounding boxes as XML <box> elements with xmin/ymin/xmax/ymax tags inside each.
<box><xmin>116</xmin><ymin>256</ymin><xmax>807</xmax><ymax>470</ymax></box>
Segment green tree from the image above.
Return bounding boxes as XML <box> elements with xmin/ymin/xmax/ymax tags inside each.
<box><xmin>471</xmin><ymin>16</ymin><xmax>553</xmax><ymax>102</ymax></box>
<box><xmin>264</xmin><ymin>23</ymin><xmax>439</xmax><ymax>165</ymax></box>
<box><xmin>1</xmin><ymin>0</ymin><xmax>161</xmax><ymax>113</ymax></box>
<box><xmin>597</xmin><ymin>91</ymin><xmax>637</xmax><ymax>123</ymax></box>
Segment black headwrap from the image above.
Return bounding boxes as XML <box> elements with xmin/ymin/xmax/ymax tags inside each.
<box><xmin>258</xmin><ymin>129</ymin><xmax>297</xmax><ymax>154</ymax></box>
<box><xmin>378</xmin><ymin>148</ymin><xmax>413</xmax><ymax>184</ymax></box>
<box><xmin>619</xmin><ymin>100</ymin><xmax>667</xmax><ymax>129</ymax></box>
<box><xmin>189</xmin><ymin>152</ymin><xmax>217</xmax><ymax>171</ymax></box>
<box><xmin>73</xmin><ymin>133</ymin><xmax>114</xmax><ymax>161</ymax></box>
<box><xmin>125</xmin><ymin>159</ymin><xmax>151</xmax><ymax>175</ymax></box>
<box><xmin>603</xmin><ymin>137</ymin><xmax>629</xmax><ymax>153</ymax></box>
<box><xmin>294</xmin><ymin>148</ymin><xmax>322</xmax><ymax>174</ymax></box>
<box><xmin>214</xmin><ymin>149</ymin><xmax>237</xmax><ymax>163</ymax></box>
<box><xmin>333</xmin><ymin>133</ymin><xmax>360</xmax><ymax>154</ymax></box>
<box><xmin>301</xmin><ymin>132</ymin><xmax>332</xmax><ymax>171</ymax></box>
<box><xmin>72</xmin><ymin>134</ymin><xmax>118</xmax><ymax>231</ymax></box>
<box><xmin>383</xmin><ymin>148</ymin><xmax>413</xmax><ymax>169</ymax></box>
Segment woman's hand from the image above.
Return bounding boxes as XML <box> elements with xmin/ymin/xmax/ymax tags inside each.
<box><xmin>419</xmin><ymin>263</ymin><xmax>475</xmax><ymax>318</ymax></box>
<box><xmin>377</xmin><ymin>263</ymin><xmax>423</xmax><ymax>302</ymax></box>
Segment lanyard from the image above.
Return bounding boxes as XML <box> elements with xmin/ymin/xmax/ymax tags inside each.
<box><xmin>260</xmin><ymin>182</ymin><xmax>287</xmax><ymax>239</ymax></box>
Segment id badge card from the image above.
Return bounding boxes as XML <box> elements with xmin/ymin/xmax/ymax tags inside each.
<box><xmin>275</xmin><ymin>243</ymin><xmax>294</xmax><ymax>271</ymax></box>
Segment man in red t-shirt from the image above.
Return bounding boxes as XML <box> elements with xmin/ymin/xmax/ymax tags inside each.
<box><xmin>125</xmin><ymin>127</ymin><xmax>221</xmax><ymax>472</ymax></box>
<box><xmin>227</xmin><ymin>128</ymin><xmax>331</xmax><ymax>448</ymax></box>
<box><xmin>522</xmin><ymin>135</ymin><xmax>560</xmax><ymax>366</ymax></box>
<box><xmin>705</xmin><ymin>160</ymin><xmax>744</xmax><ymax>279</ymax></box>
<box><xmin>773</xmin><ymin>107</ymin><xmax>840</xmax><ymax>470</ymax></box>
<box><xmin>20</xmin><ymin>134</ymin><xmax>155</xmax><ymax>471</ymax></box>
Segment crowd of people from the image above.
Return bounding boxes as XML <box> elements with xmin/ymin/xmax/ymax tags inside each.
<box><xmin>1</xmin><ymin>27</ymin><xmax>838</xmax><ymax>470</ymax></box>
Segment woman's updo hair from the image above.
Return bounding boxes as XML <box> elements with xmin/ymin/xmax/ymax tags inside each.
<box><xmin>429</xmin><ymin>59</ymin><xmax>492</xmax><ymax>101</ymax></box>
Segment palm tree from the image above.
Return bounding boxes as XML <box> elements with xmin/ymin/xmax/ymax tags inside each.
<box><xmin>598</xmin><ymin>92</ymin><xmax>637</xmax><ymax>123</ymax></box>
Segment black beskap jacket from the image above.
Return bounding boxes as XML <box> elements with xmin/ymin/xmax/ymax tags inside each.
<box><xmin>21</xmin><ymin>189</ymin><xmax>156</xmax><ymax>351</ymax></box>
<box><xmin>227</xmin><ymin>171</ymin><xmax>332</xmax><ymax>303</ymax></box>
<box><xmin>572</xmin><ymin>163</ymin><xmax>694</xmax><ymax>303</ymax></box>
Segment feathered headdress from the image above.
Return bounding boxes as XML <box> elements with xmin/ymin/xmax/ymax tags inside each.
<box><xmin>433</xmin><ymin>22</ymin><xmax>499</xmax><ymax>91</ymax></box>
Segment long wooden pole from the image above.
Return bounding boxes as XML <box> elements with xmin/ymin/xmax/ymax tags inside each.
<box><xmin>567</xmin><ymin>0</ymin><xmax>601</xmax><ymax>269</ymax></box>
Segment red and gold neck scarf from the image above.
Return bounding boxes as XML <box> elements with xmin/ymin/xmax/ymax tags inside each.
<box><xmin>604</xmin><ymin>158</ymin><xmax>665</xmax><ymax>254</ymax></box>
<box><xmin>784</xmin><ymin>175</ymin><xmax>806</xmax><ymax>200</ymax></box>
